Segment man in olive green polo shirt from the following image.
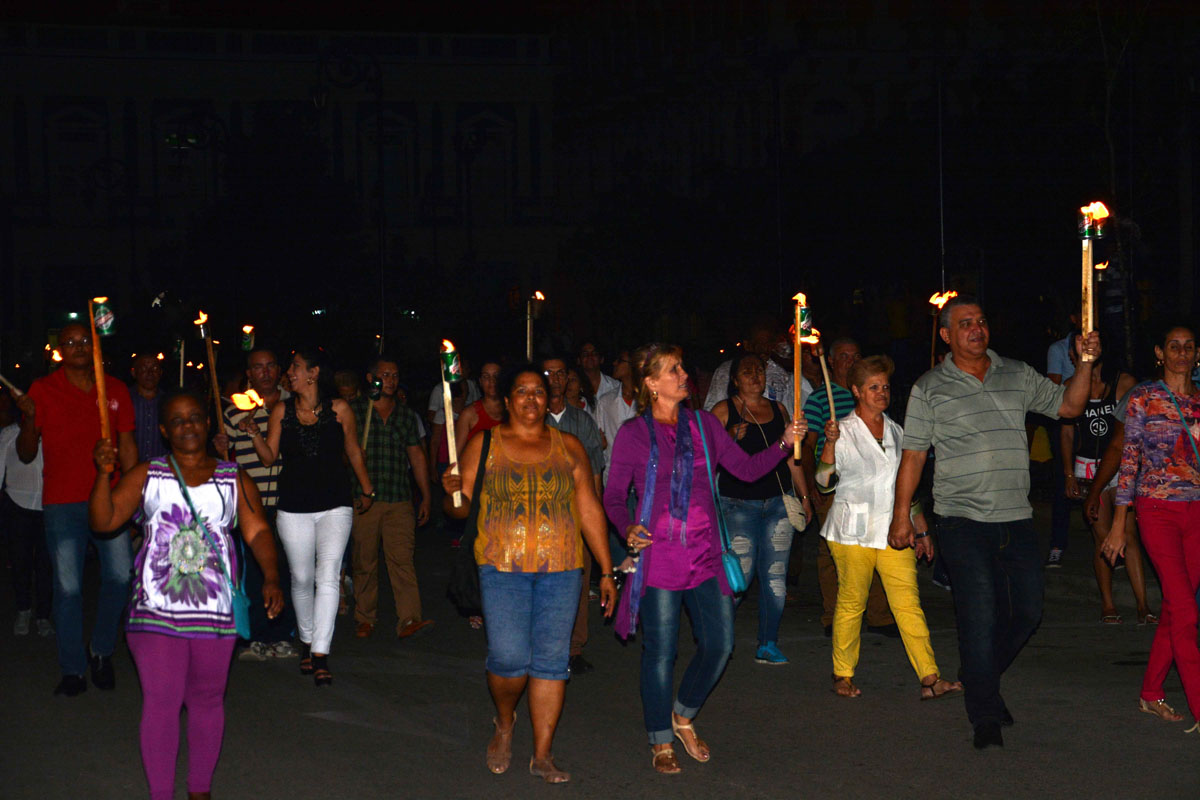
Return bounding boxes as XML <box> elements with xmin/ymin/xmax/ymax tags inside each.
<box><xmin>888</xmin><ymin>294</ymin><xmax>1099</xmax><ymax>750</ymax></box>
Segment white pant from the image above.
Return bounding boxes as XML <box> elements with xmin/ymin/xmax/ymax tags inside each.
<box><xmin>276</xmin><ymin>507</ymin><xmax>353</xmax><ymax>655</ymax></box>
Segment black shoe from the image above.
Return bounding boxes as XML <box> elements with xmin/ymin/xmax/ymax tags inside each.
<box><xmin>568</xmin><ymin>654</ymin><xmax>594</xmax><ymax>675</ymax></box>
<box><xmin>89</xmin><ymin>652</ymin><xmax>115</xmax><ymax>690</ymax></box>
<box><xmin>866</xmin><ymin>623</ymin><xmax>901</xmax><ymax>638</ymax></box>
<box><xmin>823</xmin><ymin>624</ymin><xmax>832</xmax><ymax>638</ymax></box>
<box><xmin>1001</xmin><ymin>708</ymin><xmax>1014</xmax><ymax>727</ymax></box>
<box><xmin>973</xmin><ymin>722</ymin><xmax>1004</xmax><ymax>750</ymax></box>
<box><xmin>54</xmin><ymin>674</ymin><xmax>87</xmax><ymax>697</ymax></box>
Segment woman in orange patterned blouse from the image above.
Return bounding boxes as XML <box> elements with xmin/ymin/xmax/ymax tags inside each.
<box><xmin>442</xmin><ymin>363</ymin><xmax>617</xmax><ymax>784</ymax></box>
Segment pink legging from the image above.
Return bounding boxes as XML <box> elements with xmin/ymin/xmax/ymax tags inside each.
<box><xmin>1136</xmin><ymin>498</ymin><xmax>1200</xmax><ymax>719</ymax></box>
<box><xmin>127</xmin><ymin>632</ymin><xmax>236</xmax><ymax>800</ymax></box>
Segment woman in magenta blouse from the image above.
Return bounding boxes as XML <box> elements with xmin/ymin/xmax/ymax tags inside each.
<box><xmin>604</xmin><ymin>344</ymin><xmax>803</xmax><ymax>774</ymax></box>
<box><xmin>1103</xmin><ymin>323</ymin><xmax>1200</xmax><ymax>733</ymax></box>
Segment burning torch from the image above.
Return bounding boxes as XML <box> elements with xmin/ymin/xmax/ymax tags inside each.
<box><xmin>928</xmin><ymin>290</ymin><xmax>958</xmax><ymax>368</ymax></box>
<box><xmin>89</xmin><ymin>297</ymin><xmax>117</xmax><ymax>472</ymax></box>
<box><xmin>1078</xmin><ymin>201</ymin><xmax>1109</xmax><ymax>363</ymax></box>
<box><xmin>441</xmin><ymin>339</ymin><xmax>464</xmax><ymax>507</ymax></box>
<box><xmin>194</xmin><ymin>310</ymin><xmax>228</xmax><ymax>458</ymax></box>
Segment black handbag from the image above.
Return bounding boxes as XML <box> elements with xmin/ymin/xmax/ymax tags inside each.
<box><xmin>446</xmin><ymin>430</ymin><xmax>491</xmax><ymax>615</ymax></box>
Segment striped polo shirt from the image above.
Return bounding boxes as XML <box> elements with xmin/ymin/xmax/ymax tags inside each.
<box><xmin>902</xmin><ymin>349</ymin><xmax>1065</xmax><ymax>522</ymax></box>
<box><xmin>223</xmin><ymin>390</ymin><xmax>288</xmax><ymax>507</ymax></box>
<box><xmin>803</xmin><ymin>382</ymin><xmax>855</xmax><ymax>459</ymax></box>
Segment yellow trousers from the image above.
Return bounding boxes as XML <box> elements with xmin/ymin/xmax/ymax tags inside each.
<box><xmin>826</xmin><ymin>539</ymin><xmax>939</xmax><ymax>680</ymax></box>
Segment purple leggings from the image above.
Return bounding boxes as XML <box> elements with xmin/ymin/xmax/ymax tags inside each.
<box><xmin>127</xmin><ymin>632</ymin><xmax>236</xmax><ymax>800</ymax></box>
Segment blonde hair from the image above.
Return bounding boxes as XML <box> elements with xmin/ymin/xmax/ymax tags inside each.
<box><xmin>634</xmin><ymin>343</ymin><xmax>683</xmax><ymax>413</ymax></box>
<box><xmin>848</xmin><ymin>355</ymin><xmax>895</xmax><ymax>395</ymax></box>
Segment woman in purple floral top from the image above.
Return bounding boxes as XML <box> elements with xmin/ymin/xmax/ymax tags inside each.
<box><xmin>1102</xmin><ymin>324</ymin><xmax>1200</xmax><ymax>733</ymax></box>
<box><xmin>90</xmin><ymin>391</ymin><xmax>283</xmax><ymax>800</ymax></box>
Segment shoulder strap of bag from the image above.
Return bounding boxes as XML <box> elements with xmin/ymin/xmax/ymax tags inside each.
<box><xmin>694</xmin><ymin>411</ymin><xmax>733</xmax><ymax>550</ymax></box>
<box><xmin>168</xmin><ymin>455</ymin><xmax>237</xmax><ymax>591</ymax></box>
<box><xmin>463</xmin><ymin>429</ymin><xmax>492</xmax><ymax>547</ymax></box>
<box><xmin>1160</xmin><ymin>381</ymin><xmax>1200</xmax><ymax>466</ymax></box>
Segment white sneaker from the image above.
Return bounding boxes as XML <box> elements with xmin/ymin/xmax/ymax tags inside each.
<box><xmin>270</xmin><ymin>641</ymin><xmax>298</xmax><ymax>658</ymax></box>
<box><xmin>237</xmin><ymin>641</ymin><xmax>271</xmax><ymax>661</ymax></box>
<box><xmin>36</xmin><ymin>618</ymin><xmax>54</xmax><ymax>637</ymax></box>
<box><xmin>13</xmin><ymin>610</ymin><xmax>32</xmax><ymax>636</ymax></box>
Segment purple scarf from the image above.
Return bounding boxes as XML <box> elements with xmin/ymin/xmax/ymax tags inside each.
<box><xmin>614</xmin><ymin>407</ymin><xmax>695</xmax><ymax>639</ymax></box>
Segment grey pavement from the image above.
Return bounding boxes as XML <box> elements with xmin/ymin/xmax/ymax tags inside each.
<box><xmin>4</xmin><ymin>501</ymin><xmax>1199</xmax><ymax>799</ymax></box>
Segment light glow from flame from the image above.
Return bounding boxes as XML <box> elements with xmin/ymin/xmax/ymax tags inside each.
<box><xmin>186</xmin><ymin>361</ymin><xmax>194</xmax><ymax>367</ymax></box>
<box><xmin>92</xmin><ymin>296</ymin><xmax>108</xmax><ymax>304</ymax></box>
<box><xmin>231</xmin><ymin>389</ymin><xmax>265</xmax><ymax>410</ymax></box>
<box><xmin>441</xmin><ymin>339</ymin><xmax>455</xmax><ymax>353</ymax></box>
<box><xmin>1095</xmin><ymin>261</ymin><xmax>1109</xmax><ymax>270</ymax></box>
<box><xmin>156</xmin><ymin>352</ymin><xmax>165</xmax><ymax>360</ymax></box>
<box><xmin>533</xmin><ymin>291</ymin><xmax>545</xmax><ymax>301</ymax></box>
<box><xmin>51</xmin><ymin>350</ymin><xmax>63</xmax><ymax>362</ymax></box>
<box><xmin>793</xmin><ymin>292</ymin><xmax>807</xmax><ymax>306</ymax></box>
<box><xmin>193</xmin><ymin>310</ymin><xmax>208</xmax><ymax>326</ymax></box>
<box><xmin>242</xmin><ymin>325</ymin><xmax>254</xmax><ymax>334</ymax></box>
<box><xmin>929</xmin><ymin>290</ymin><xmax>959</xmax><ymax>309</ymax></box>
<box><xmin>1080</xmin><ymin>201</ymin><xmax>1110</xmax><ymax>221</ymax></box>
<box><xmin>800</xmin><ymin>327</ymin><xmax>822</xmax><ymax>345</ymax></box>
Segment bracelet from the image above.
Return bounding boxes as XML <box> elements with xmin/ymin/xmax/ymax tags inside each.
<box><xmin>777</xmin><ymin>438</ymin><xmax>789</xmax><ymax>451</ymax></box>
<box><xmin>599</xmin><ymin>572</ymin><xmax>615</xmax><ymax>579</ymax></box>
<box><xmin>914</xmin><ymin>531</ymin><xmax>930</xmax><ymax>539</ymax></box>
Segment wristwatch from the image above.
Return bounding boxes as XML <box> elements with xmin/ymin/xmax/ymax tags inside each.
<box><xmin>914</xmin><ymin>531</ymin><xmax>930</xmax><ymax>539</ymax></box>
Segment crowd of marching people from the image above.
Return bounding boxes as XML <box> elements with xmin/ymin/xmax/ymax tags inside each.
<box><xmin>3</xmin><ymin>293</ymin><xmax>1199</xmax><ymax>796</ymax></box>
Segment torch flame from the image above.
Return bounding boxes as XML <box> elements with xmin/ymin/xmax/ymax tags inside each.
<box><xmin>231</xmin><ymin>389</ymin><xmax>265</xmax><ymax>411</ymax></box>
<box><xmin>1095</xmin><ymin>261</ymin><xmax>1109</xmax><ymax>270</ymax></box>
<box><xmin>51</xmin><ymin>350</ymin><xmax>63</xmax><ymax>362</ymax></box>
<box><xmin>242</xmin><ymin>324</ymin><xmax>254</xmax><ymax>334</ymax></box>
<box><xmin>156</xmin><ymin>352</ymin><xmax>165</xmax><ymax>360</ymax></box>
<box><xmin>800</xmin><ymin>327</ymin><xmax>822</xmax><ymax>345</ymax></box>
<box><xmin>93</xmin><ymin>296</ymin><xmax>108</xmax><ymax>304</ymax></box>
<box><xmin>793</xmin><ymin>292</ymin><xmax>807</xmax><ymax>306</ymax></box>
<box><xmin>533</xmin><ymin>291</ymin><xmax>545</xmax><ymax>301</ymax></box>
<box><xmin>193</xmin><ymin>310</ymin><xmax>208</xmax><ymax>326</ymax></box>
<box><xmin>928</xmin><ymin>290</ymin><xmax>959</xmax><ymax>309</ymax></box>
<box><xmin>1080</xmin><ymin>201</ymin><xmax>1110</xmax><ymax>221</ymax></box>
<box><xmin>441</xmin><ymin>339</ymin><xmax>455</xmax><ymax>353</ymax></box>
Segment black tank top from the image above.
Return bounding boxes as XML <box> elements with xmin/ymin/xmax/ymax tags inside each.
<box><xmin>1073</xmin><ymin>384</ymin><xmax>1119</xmax><ymax>461</ymax></box>
<box><xmin>718</xmin><ymin>397</ymin><xmax>791</xmax><ymax>500</ymax></box>
<box><xmin>277</xmin><ymin>397</ymin><xmax>353</xmax><ymax>513</ymax></box>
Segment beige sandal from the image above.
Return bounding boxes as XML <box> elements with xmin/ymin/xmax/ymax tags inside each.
<box><xmin>486</xmin><ymin>713</ymin><xmax>516</xmax><ymax>774</ymax></box>
<box><xmin>529</xmin><ymin>756</ymin><xmax>570</xmax><ymax>784</ymax></box>
<box><xmin>920</xmin><ymin>675</ymin><xmax>964</xmax><ymax>701</ymax></box>
<box><xmin>671</xmin><ymin>716</ymin><xmax>710</xmax><ymax>762</ymax></box>
<box><xmin>1139</xmin><ymin>698</ymin><xmax>1184</xmax><ymax>722</ymax></box>
<box><xmin>652</xmin><ymin>746</ymin><xmax>682</xmax><ymax>774</ymax></box>
<box><xmin>832</xmin><ymin>674</ymin><xmax>862</xmax><ymax>698</ymax></box>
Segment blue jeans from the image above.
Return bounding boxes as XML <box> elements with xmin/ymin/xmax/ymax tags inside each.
<box><xmin>478</xmin><ymin>566</ymin><xmax>582</xmax><ymax>680</ymax></box>
<box><xmin>937</xmin><ymin>516</ymin><xmax>1043</xmax><ymax>727</ymax></box>
<box><xmin>640</xmin><ymin>577</ymin><xmax>734</xmax><ymax>744</ymax></box>
<box><xmin>723</xmin><ymin>494</ymin><xmax>793</xmax><ymax>644</ymax></box>
<box><xmin>44</xmin><ymin>502</ymin><xmax>132</xmax><ymax>676</ymax></box>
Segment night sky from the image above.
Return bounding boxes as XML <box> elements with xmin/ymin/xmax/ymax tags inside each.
<box><xmin>2</xmin><ymin>1</ymin><xmax>1196</xmax><ymax>391</ymax></box>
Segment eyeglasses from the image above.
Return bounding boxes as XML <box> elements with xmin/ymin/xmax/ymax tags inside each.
<box><xmin>544</xmin><ymin>369</ymin><xmax>567</xmax><ymax>378</ymax></box>
<box><xmin>61</xmin><ymin>338</ymin><xmax>91</xmax><ymax>348</ymax></box>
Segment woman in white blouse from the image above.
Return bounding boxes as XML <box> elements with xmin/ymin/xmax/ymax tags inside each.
<box><xmin>817</xmin><ymin>355</ymin><xmax>962</xmax><ymax>700</ymax></box>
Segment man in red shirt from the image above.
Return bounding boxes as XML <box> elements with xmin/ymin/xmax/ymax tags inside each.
<box><xmin>17</xmin><ymin>322</ymin><xmax>138</xmax><ymax>696</ymax></box>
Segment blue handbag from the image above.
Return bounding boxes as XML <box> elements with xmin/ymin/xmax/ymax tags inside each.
<box><xmin>694</xmin><ymin>413</ymin><xmax>748</xmax><ymax>594</ymax></box>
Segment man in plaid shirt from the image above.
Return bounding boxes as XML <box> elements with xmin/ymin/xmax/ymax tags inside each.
<box><xmin>349</xmin><ymin>355</ymin><xmax>433</xmax><ymax>640</ymax></box>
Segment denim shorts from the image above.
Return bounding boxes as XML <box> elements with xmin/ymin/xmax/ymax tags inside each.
<box><xmin>478</xmin><ymin>566</ymin><xmax>583</xmax><ymax>680</ymax></box>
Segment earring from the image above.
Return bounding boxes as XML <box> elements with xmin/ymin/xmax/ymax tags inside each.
<box><xmin>651</xmin><ymin>390</ymin><xmax>658</xmax><ymax>401</ymax></box>
<box><xmin>1156</xmin><ymin>358</ymin><xmax>1163</xmax><ymax>367</ymax></box>
<box><xmin>306</xmin><ymin>377</ymin><xmax>314</xmax><ymax>385</ymax></box>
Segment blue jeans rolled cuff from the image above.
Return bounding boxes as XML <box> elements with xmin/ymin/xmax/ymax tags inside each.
<box><xmin>478</xmin><ymin>565</ymin><xmax>582</xmax><ymax>681</ymax></box>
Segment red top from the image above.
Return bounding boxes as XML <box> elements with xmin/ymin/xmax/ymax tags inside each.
<box><xmin>466</xmin><ymin>399</ymin><xmax>502</xmax><ymax>441</ymax></box>
<box><xmin>29</xmin><ymin>368</ymin><xmax>135</xmax><ymax>504</ymax></box>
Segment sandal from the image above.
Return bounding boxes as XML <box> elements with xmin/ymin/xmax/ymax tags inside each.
<box><xmin>832</xmin><ymin>674</ymin><xmax>862</xmax><ymax>698</ymax></box>
<box><xmin>1100</xmin><ymin>609</ymin><xmax>1123</xmax><ymax>625</ymax></box>
<box><xmin>1139</xmin><ymin>698</ymin><xmax>1184</xmax><ymax>722</ymax></box>
<box><xmin>651</xmin><ymin>746</ymin><xmax>681</xmax><ymax>775</ymax></box>
<box><xmin>919</xmin><ymin>675</ymin><xmax>964</xmax><ymax>701</ymax></box>
<box><xmin>298</xmin><ymin>642</ymin><xmax>313</xmax><ymax>675</ymax></box>
<box><xmin>671</xmin><ymin>715</ymin><xmax>710</xmax><ymax>763</ymax></box>
<box><xmin>486</xmin><ymin>713</ymin><xmax>516</xmax><ymax>774</ymax></box>
<box><xmin>529</xmin><ymin>756</ymin><xmax>570</xmax><ymax>784</ymax></box>
<box><xmin>1138</xmin><ymin>612</ymin><xmax>1160</xmax><ymax>626</ymax></box>
<box><xmin>312</xmin><ymin>655</ymin><xmax>332</xmax><ymax>687</ymax></box>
